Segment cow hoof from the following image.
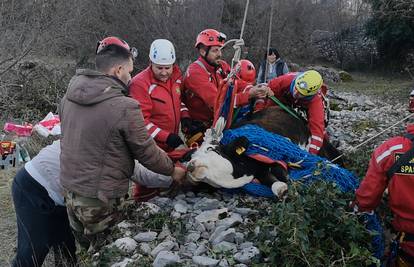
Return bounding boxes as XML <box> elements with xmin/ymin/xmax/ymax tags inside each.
<box><xmin>271</xmin><ymin>181</ymin><xmax>288</xmax><ymax>198</ymax></box>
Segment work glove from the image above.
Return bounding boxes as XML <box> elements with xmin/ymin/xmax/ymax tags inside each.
<box><xmin>180</xmin><ymin>118</ymin><xmax>192</xmax><ymax>134</ymax></box>
<box><xmin>166</xmin><ymin>133</ymin><xmax>184</xmax><ymax>149</ymax></box>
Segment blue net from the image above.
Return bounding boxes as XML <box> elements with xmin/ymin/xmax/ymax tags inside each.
<box><xmin>221</xmin><ymin>124</ymin><xmax>359</xmax><ymax>193</ymax></box>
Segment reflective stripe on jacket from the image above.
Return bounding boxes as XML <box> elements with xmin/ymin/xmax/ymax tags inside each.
<box><xmin>129</xmin><ymin>65</ymin><xmax>189</xmax><ymax>151</ymax></box>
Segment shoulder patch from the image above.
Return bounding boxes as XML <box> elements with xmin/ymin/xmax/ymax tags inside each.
<box><xmin>394</xmin><ymin>152</ymin><xmax>414</xmax><ymax>175</ymax></box>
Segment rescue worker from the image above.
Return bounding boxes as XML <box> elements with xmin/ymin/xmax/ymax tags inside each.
<box><xmin>214</xmin><ymin>59</ymin><xmax>273</xmax><ymax>128</ymax></box>
<box><xmin>182</xmin><ymin>28</ymin><xmax>230</xmax><ymax>136</ymax></box>
<box><xmin>263</xmin><ymin>70</ymin><xmax>327</xmax><ymax>155</ymax></box>
<box><xmin>129</xmin><ymin>39</ymin><xmax>189</xmax><ymax>200</ymax></box>
<box><xmin>59</xmin><ymin>36</ymin><xmax>186</xmax><ymax>252</ymax></box>
<box><xmin>352</xmin><ymin>92</ymin><xmax>414</xmax><ymax>267</ymax></box>
<box><xmin>129</xmin><ymin>39</ymin><xmax>189</xmax><ymax>152</ymax></box>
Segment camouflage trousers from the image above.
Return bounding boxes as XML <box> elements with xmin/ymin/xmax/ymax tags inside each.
<box><xmin>64</xmin><ymin>191</ymin><xmax>121</xmax><ymax>252</ymax></box>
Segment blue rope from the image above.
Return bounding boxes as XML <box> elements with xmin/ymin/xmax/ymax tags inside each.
<box><xmin>219</xmin><ymin>83</ymin><xmax>234</xmax><ymax>120</ymax></box>
<box><xmin>364</xmin><ymin>213</ymin><xmax>385</xmax><ymax>264</ymax></box>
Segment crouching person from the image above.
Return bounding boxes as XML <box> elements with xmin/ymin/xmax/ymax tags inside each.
<box><xmin>11</xmin><ymin>140</ymin><xmax>77</xmax><ymax>267</ymax></box>
<box><xmin>59</xmin><ymin>36</ymin><xmax>186</xmax><ymax>253</ymax></box>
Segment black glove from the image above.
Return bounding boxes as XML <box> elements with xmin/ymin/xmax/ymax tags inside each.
<box><xmin>188</xmin><ymin>120</ymin><xmax>207</xmax><ymax>136</ymax></box>
<box><xmin>181</xmin><ymin>118</ymin><xmax>192</xmax><ymax>134</ymax></box>
<box><xmin>166</xmin><ymin>133</ymin><xmax>184</xmax><ymax>149</ymax></box>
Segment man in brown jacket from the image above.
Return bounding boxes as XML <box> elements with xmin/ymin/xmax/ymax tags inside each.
<box><xmin>59</xmin><ymin>37</ymin><xmax>185</xmax><ymax>252</ymax></box>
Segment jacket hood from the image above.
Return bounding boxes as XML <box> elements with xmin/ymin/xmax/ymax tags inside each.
<box><xmin>66</xmin><ymin>69</ymin><xmax>128</xmax><ymax>105</ymax></box>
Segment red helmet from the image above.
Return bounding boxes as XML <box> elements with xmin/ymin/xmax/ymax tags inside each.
<box><xmin>96</xmin><ymin>36</ymin><xmax>138</xmax><ymax>58</ymax></box>
<box><xmin>236</xmin><ymin>60</ymin><xmax>256</xmax><ymax>84</ymax></box>
<box><xmin>194</xmin><ymin>29</ymin><xmax>226</xmax><ymax>48</ymax></box>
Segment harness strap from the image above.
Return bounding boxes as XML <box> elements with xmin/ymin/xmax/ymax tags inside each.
<box><xmin>195</xmin><ymin>60</ymin><xmax>211</xmax><ymax>76</ymax></box>
<box><xmin>268</xmin><ymin>95</ymin><xmax>301</xmax><ymax>120</ymax></box>
<box><xmin>398</xmin><ymin>232</ymin><xmax>414</xmax><ymax>243</ymax></box>
<box><xmin>386</xmin><ymin>133</ymin><xmax>414</xmax><ymax>181</ymax></box>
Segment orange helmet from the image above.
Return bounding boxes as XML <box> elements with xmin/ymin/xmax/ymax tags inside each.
<box><xmin>195</xmin><ymin>29</ymin><xmax>226</xmax><ymax>48</ymax></box>
<box><xmin>96</xmin><ymin>36</ymin><xmax>138</xmax><ymax>58</ymax></box>
<box><xmin>236</xmin><ymin>60</ymin><xmax>256</xmax><ymax>84</ymax></box>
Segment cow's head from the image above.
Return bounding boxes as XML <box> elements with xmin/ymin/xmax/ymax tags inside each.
<box><xmin>186</xmin><ymin>129</ymin><xmax>254</xmax><ymax>189</ymax></box>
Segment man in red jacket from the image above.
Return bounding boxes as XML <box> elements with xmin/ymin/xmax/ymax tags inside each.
<box><xmin>264</xmin><ymin>70</ymin><xmax>326</xmax><ymax>155</ymax></box>
<box><xmin>129</xmin><ymin>39</ymin><xmax>189</xmax><ymax>200</ymax></box>
<box><xmin>182</xmin><ymin>28</ymin><xmax>230</xmax><ymax>135</ymax></box>
<box><xmin>130</xmin><ymin>39</ymin><xmax>189</xmax><ymax>152</ymax></box>
<box><xmin>353</xmin><ymin>93</ymin><xmax>414</xmax><ymax>266</ymax></box>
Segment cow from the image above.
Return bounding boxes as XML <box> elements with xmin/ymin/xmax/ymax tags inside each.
<box><xmin>183</xmin><ymin>106</ymin><xmax>343</xmax><ymax>198</ymax></box>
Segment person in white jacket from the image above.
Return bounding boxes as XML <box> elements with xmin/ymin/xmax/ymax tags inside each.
<box><xmin>11</xmin><ymin>140</ymin><xmax>174</xmax><ymax>266</ymax></box>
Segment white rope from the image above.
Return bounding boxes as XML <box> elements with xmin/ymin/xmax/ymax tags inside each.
<box><xmin>264</xmin><ymin>0</ymin><xmax>276</xmax><ymax>83</ymax></box>
<box><xmin>331</xmin><ymin>113</ymin><xmax>414</xmax><ymax>163</ymax></box>
<box><xmin>221</xmin><ymin>0</ymin><xmax>249</xmax><ymax>69</ymax></box>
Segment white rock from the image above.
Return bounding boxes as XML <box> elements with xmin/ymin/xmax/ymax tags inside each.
<box><xmin>234</xmin><ymin>246</ymin><xmax>261</xmax><ymax>264</ymax></box>
<box><xmin>195</xmin><ymin>208</ymin><xmax>228</xmax><ymax>223</ymax></box>
<box><xmin>208</xmin><ymin>225</ymin><xmax>227</xmax><ymax>243</ymax></box>
<box><xmin>174</xmin><ymin>200</ymin><xmax>189</xmax><ymax>213</ymax></box>
<box><xmin>113</xmin><ymin>237</ymin><xmax>137</xmax><ymax>254</ymax></box>
<box><xmin>216</xmin><ymin>213</ymin><xmax>242</xmax><ymax>229</ymax></box>
<box><xmin>194</xmin><ymin>197</ymin><xmax>221</xmax><ymax>211</ymax></box>
<box><xmin>150</xmin><ymin>240</ymin><xmax>176</xmax><ymax>257</ymax></box>
<box><xmin>157</xmin><ymin>225</ymin><xmax>172</xmax><ymax>240</ymax></box>
<box><xmin>133</xmin><ymin>231</ymin><xmax>157</xmax><ymax>242</ymax></box>
<box><xmin>194</xmin><ymin>243</ymin><xmax>208</xmax><ymax>256</ymax></box>
<box><xmin>192</xmin><ymin>255</ymin><xmax>220</xmax><ymax>266</ymax></box>
<box><xmin>212</xmin><ymin>241</ymin><xmax>237</xmax><ymax>253</ymax></box>
<box><xmin>139</xmin><ymin>243</ymin><xmax>152</xmax><ymax>255</ymax></box>
<box><xmin>171</xmin><ymin>211</ymin><xmax>181</xmax><ymax>219</ymax></box>
<box><xmin>234</xmin><ymin>207</ymin><xmax>258</xmax><ymax>216</ymax></box>
<box><xmin>210</xmin><ymin>228</ymin><xmax>236</xmax><ymax>245</ymax></box>
<box><xmin>218</xmin><ymin>259</ymin><xmax>230</xmax><ymax>267</ymax></box>
<box><xmin>234</xmin><ymin>232</ymin><xmax>245</xmax><ymax>244</ymax></box>
<box><xmin>185</xmin><ymin>232</ymin><xmax>201</xmax><ymax>243</ymax></box>
<box><xmin>111</xmin><ymin>258</ymin><xmax>133</xmax><ymax>267</ymax></box>
<box><xmin>153</xmin><ymin>251</ymin><xmax>180</xmax><ymax>267</ymax></box>
<box><xmin>117</xmin><ymin>221</ymin><xmax>133</xmax><ymax>229</ymax></box>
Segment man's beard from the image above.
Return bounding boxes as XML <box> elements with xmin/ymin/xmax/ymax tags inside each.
<box><xmin>206</xmin><ymin>56</ymin><xmax>221</xmax><ymax>67</ymax></box>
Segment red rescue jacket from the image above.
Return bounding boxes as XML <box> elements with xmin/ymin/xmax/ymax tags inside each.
<box><xmin>129</xmin><ymin>65</ymin><xmax>189</xmax><ymax>151</ymax></box>
<box><xmin>266</xmin><ymin>72</ymin><xmax>326</xmax><ymax>155</ymax></box>
<box><xmin>356</xmin><ymin>124</ymin><xmax>414</xmax><ymax>256</ymax></box>
<box><xmin>182</xmin><ymin>57</ymin><xmax>230</xmax><ymax>127</ymax></box>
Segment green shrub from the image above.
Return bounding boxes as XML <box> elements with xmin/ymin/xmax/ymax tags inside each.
<box><xmin>251</xmin><ymin>181</ymin><xmax>379</xmax><ymax>267</ymax></box>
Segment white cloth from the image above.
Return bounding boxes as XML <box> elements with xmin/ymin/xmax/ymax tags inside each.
<box><xmin>130</xmin><ymin>161</ymin><xmax>172</xmax><ymax>188</ymax></box>
<box><xmin>25</xmin><ymin>140</ymin><xmax>64</xmax><ymax>205</ymax></box>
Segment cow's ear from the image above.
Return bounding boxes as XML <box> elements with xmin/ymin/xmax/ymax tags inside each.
<box><xmin>228</xmin><ymin>136</ymin><xmax>250</xmax><ymax>155</ymax></box>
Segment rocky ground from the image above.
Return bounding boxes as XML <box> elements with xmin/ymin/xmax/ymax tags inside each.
<box><xmin>86</xmin><ymin>90</ymin><xmax>411</xmax><ymax>267</ymax></box>
<box><xmin>0</xmin><ymin>75</ymin><xmax>411</xmax><ymax>266</ymax></box>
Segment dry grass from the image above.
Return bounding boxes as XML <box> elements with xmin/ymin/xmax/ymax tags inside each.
<box><xmin>0</xmin><ymin>168</ymin><xmax>17</xmax><ymax>266</ymax></box>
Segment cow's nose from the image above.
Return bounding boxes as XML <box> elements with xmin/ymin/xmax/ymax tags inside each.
<box><xmin>187</xmin><ymin>161</ymin><xmax>195</xmax><ymax>172</ymax></box>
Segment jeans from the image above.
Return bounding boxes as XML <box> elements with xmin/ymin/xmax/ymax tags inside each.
<box><xmin>11</xmin><ymin>168</ymin><xmax>76</xmax><ymax>267</ymax></box>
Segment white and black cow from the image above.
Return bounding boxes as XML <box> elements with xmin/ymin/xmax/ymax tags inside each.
<box><xmin>183</xmin><ymin>106</ymin><xmax>343</xmax><ymax>198</ymax></box>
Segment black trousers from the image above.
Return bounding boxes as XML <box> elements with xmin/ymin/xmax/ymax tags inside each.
<box><xmin>11</xmin><ymin>168</ymin><xmax>76</xmax><ymax>267</ymax></box>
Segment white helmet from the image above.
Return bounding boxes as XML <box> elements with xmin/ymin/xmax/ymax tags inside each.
<box><xmin>149</xmin><ymin>39</ymin><xmax>176</xmax><ymax>65</ymax></box>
